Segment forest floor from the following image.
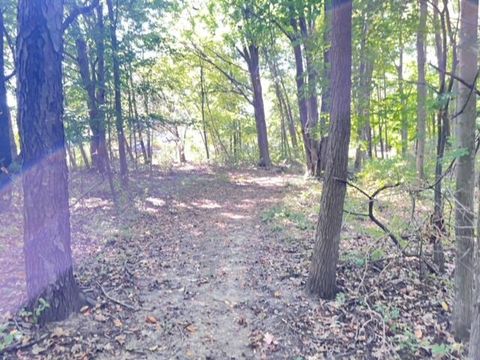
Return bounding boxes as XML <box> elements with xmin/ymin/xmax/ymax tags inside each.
<box><xmin>0</xmin><ymin>165</ymin><xmax>464</xmax><ymax>359</ymax></box>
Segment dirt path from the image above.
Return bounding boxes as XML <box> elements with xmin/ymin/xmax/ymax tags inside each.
<box><xmin>2</xmin><ymin>166</ymin><xmax>310</xmax><ymax>359</ymax></box>
<box><xmin>2</xmin><ymin>166</ymin><xmax>460</xmax><ymax>359</ymax></box>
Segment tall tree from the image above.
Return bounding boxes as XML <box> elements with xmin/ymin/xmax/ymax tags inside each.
<box><xmin>106</xmin><ymin>0</ymin><xmax>128</xmax><ymax>186</ymax></box>
<box><xmin>454</xmin><ymin>0</ymin><xmax>478</xmax><ymax>342</ymax></box>
<box><xmin>307</xmin><ymin>0</ymin><xmax>352</xmax><ymax>299</ymax></box>
<box><xmin>416</xmin><ymin>0</ymin><xmax>427</xmax><ymax>179</ymax></box>
<box><xmin>17</xmin><ymin>0</ymin><xmax>82</xmax><ymax>323</ymax></box>
<box><xmin>0</xmin><ymin>8</ymin><xmax>12</xmax><ymax>201</ymax></box>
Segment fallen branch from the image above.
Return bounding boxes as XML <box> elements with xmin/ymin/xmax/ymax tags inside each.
<box><xmin>97</xmin><ymin>282</ymin><xmax>139</xmax><ymax>311</ymax></box>
<box><xmin>337</xmin><ymin>178</ymin><xmax>440</xmax><ymax>275</ymax></box>
<box><xmin>0</xmin><ymin>333</ymin><xmax>49</xmax><ymax>355</ymax></box>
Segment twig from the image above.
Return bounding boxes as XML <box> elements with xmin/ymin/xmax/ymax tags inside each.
<box><xmin>0</xmin><ymin>333</ymin><xmax>49</xmax><ymax>354</ymax></box>
<box><xmin>97</xmin><ymin>282</ymin><xmax>139</xmax><ymax>311</ymax></box>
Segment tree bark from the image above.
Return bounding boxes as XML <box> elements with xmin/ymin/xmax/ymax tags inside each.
<box><xmin>454</xmin><ymin>0</ymin><xmax>478</xmax><ymax>342</ymax></box>
<box><xmin>17</xmin><ymin>0</ymin><xmax>82</xmax><ymax>324</ymax></box>
<box><xmin>354</xmin><ymin>5</ymin><xmax>373</xmax><ymax>172</ymax></box>
<box><xmin>244</xmin><ymin>44</ymin><xmax>271</xmax><ymax>168</ymax></box>
<box><xmin>106</xmin><ymin>0</ymin><xmax>128</xmax><ymax>186</ymax></box>
<box><xmin>307</xmin><ymin>0</ymin><xmax>352</xmax><ymax>299</ymax></box>
<box><xmin>416</xmin><ymin>0</ymin><xmax>427</xmax><ymax>179</ymax></box>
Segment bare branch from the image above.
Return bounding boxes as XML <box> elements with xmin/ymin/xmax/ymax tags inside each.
<box><xmin>63</xmin><ymin>0</ymin><xmax>100</xmax><ymax>32</ymax></box>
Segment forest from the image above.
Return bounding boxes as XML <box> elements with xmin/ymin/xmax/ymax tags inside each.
<box><xmin>1</xmin><ymin>0</ymin><xmax>480</xmax><ymax>358</ymax></box>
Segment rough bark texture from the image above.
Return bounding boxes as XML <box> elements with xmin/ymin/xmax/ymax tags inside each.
<box><xmin>416</xmin><ymin>0</ymin><xmax>427</xmax><ymax>179</ymax></box>
<box><xmin>454</xmin><ymin>0</ymin><xmax>478</xmax><ymax>342</ymax></box>
<box><xmin>307</xmin><ymin>0</ymin><xmax>352</xmax><ymax>299</ymax></box>
<box><xmin>106</xmin><ymin>0</ymin><xmax>128</xmax><ymax>186</ymax></box>
<box><xmin>17</xmin><ymin>0</ymin><xmax>82</xmax><ymax>324</ymax></box>
<box><xmin>471</xmin><ymin>173</ymin><xmax>480</xmax><ymax>357</ymax></box>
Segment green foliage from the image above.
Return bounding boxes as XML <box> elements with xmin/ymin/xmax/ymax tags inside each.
<box><xmin>0</xmin><ymin>324</ymin><xmax>21</xmax><ymax>352</ymax></box>
<box><xmin>261</xmin><ymin>206</ymin><xmax>313</xmax><ymax>231</ymax></box>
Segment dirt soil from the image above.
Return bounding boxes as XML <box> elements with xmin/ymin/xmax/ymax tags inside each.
<box><xmin>0</xmin><ymin>166</ymin><xmax>461</xmax><ymax>359</ymax></box>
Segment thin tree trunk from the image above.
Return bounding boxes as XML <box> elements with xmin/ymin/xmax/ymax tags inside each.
<box><xmin>74</xmin><ymin>30</ymin><xmax>103</xmax><ymax>172</ymax></box>
<box><xmin>79</xmin><ymin>143</ymin><xmax>90</xmax><ymax>169</ymax></box>
<box><xmin>0</xmin><ymin>8</ymin><xmax>12</xmax><ymax>198</ymax></box>
<box><xmin>398</xmin><ymin>29</ymin><xmax>408</xmax><ymax>157</ymax></box>
<box><xmin>307</xmin><ymin>0</ymin><xmax>352</xmax><ymax>299</ymax></box>
<box><xmin>455</xmin><ymin>0</ymin><xmax>477</xmax><ymax>342</ymax></box>
<box><xmin>17</xmin><ymin>0</ymin><xmax>82</xmax><ymax>324</ymax></box>
<box><xmin>416</xmin><ymin>0</ymin><xmax>427</xmax><ymax>178</ymax></box>
<box><xmin>278</xmin><ymin>70</ymin><xmax>298</xmax><ymax>149</ymax></box>
<box><xmin>106</xmin><ymin>0</ymin><xmax>128</xmax><ymax>186</ymax></box>
<box><xmin>95</xmin><ymin>3</ymin><xmax>117</xmax><ymax>205</ymax></box>
<box><xmin>200</xmin><ymin>63</ymin><xmax>210</xmax><ymax>160</ymax></box>
<box><xmin>354</xmin><ymin>6</ymin><xmax>373</xmax><ymax>171</ymax></box>
<box><xmin>244</xmin><ymin>44</ymin><xmax>271</xmax><ymax>168</ymax></box>
<box><xmin>290</xmin><ymin>16</ymin><xmax>314</xmax><ymax>174</ymax></box>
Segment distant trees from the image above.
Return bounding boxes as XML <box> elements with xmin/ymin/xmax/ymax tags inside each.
<box><xmin>307</xmin><ymin>0</ymin><xmax>352</xmax><ymax>298</ymax></box>
<box><xmin>17</xmin><ymin>0</ymin><xmax>82</xmax><ymax>323</ymax></box>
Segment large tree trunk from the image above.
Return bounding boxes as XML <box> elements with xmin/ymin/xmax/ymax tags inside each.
<box><xmin>470</xmin><ymin>176</ymin><xmax>480</xmax><ymax>358</ymax></box>
<box><xmin>106</xmin><ymin>0</ymin><xmax>128</xmax><ymax>186</ymax></box>
<box><xmin>454</xmin><ymin>0</ymin><xmax>477</xmax><ymax>342</ymax></box>
<box><xmin>307</xmin><ymin>0</ymin><xmax>352</xmax><ymax>299</ymax></box>
<box><xmin>17</xmin><ymin>0</ymin><xmax>82</xmax><ymax>324</ymax></box>
<box><xmin>245</xmin><ymin>44</ymin><xmax>271</xmax><ymax>168</ymax></box>
<box><xmin>416</xmin><ymin>0</ymin><xmax>427</xmax><ymax>179</ymax></box>
<box><xmin>0</xmin><ymin>9</ymin><xmax>12</xmax><ymax>197</ymax></box>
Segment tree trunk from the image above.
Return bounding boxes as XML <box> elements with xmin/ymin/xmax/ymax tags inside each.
<box><xmin>320</xmin><ymin>0</ymin><xmax>331</xmax><ymax>136</ymax></box>
<box><xmin>200</xmin><ymin>64</ymin><xmax>210</xmax><ymax>160</ymax></box>
<box><xmin>290</xmin><ymin>16</ymin><xmax>314</xmax><ymax>174</ymax></box>
<box><xmin>398</xmin><ymin>30</ymin><xmax>408</xmax><ymax>157</ymax></box>
<box><xmin>17</xmin><ymin>0</ymin><xmax>82</xmax><ymax>324</ymax></box>
<box><xmin>245</xmin><ymin>44</ymin><xmax>271</xmax><ymax>168</ymax></box>
<box><xmin>307</xmin><ymin>0</ymin><xmax>352</xmax><ymax>299</ymax></box>
<box><xmin>470</xmin><ymin>174</ymin><xmax>480</xmax><ymax>357</ymax></box>
<box><xmin>74</xmin><ymin>31</ymin><xmax>104</xmax><ymax>172</ymax></box>
<box><xmin>0</xmin><ymin>8</ymin><xmax>12</xmax><ymax>196</ymax></box>
<box><xmin>354</xmin><ymin>6</ymin><xmax>373</xmax><ymax>172</ymax></box>
<box><xmin>95</xmin><ymin>4</ymin><xmax>117</xmax><ymax>205</ymax></box>
<box><xmin>278</xmin><ymin>70</ymin><xmax>298</xmax><ymax>150</ymax></box>
<box><xmin>106</xmin><ymin>0</ymin><xmax>128</xmax><ymax>186</ymax></box>
<box><xmin>416</xmin><ymin>0</ymin><xmax>427</xmax><ymax>179</ymax></box>
<box><xmin>79</xmin><ymin>143</ymin><xmax>90</xmax><ymax>169</ymax></box>
<box><xmin>300</xmin><ymin>15</ymin><xmax>319</xmax><ymax>164</ymax></box>
<box><xmin>454</xmin><ymin>0</ymin><xmax>478</xmax><ymax>342</ymax></box>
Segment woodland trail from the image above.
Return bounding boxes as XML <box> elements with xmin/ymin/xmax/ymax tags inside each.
<box><xmin>1</xmin><ymin>166</ymin><xmax>456</xmax><ymax>359</ymax></box>
<box><xmin>2</xmin><ymin>166</ymin><xmax>315</xmax><ymax>359</ymax></box>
